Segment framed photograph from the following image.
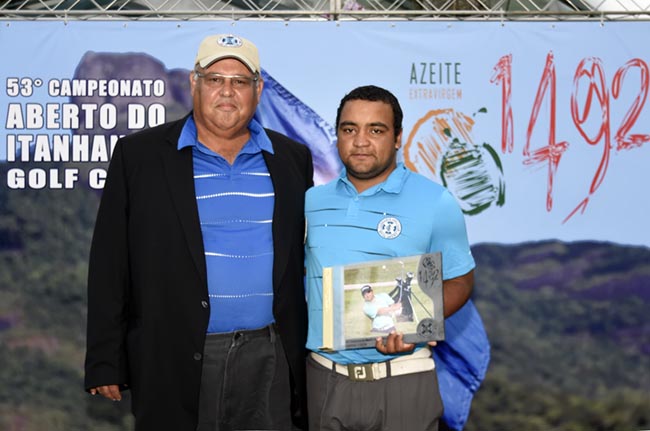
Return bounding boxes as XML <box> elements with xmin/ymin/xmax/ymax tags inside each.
<box><xmin>321</xmin><ymin>253</ymin><xmax>444</xmax><ymax>351</ymax></box>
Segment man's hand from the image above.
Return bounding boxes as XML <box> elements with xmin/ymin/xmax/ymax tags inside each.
<box><xmin>375</xmin><ymin>331</ymin><xmax>415</xmax><ymax>354</ymax></box>
<box><xmin>90</xmin><ymin>384</ymin><xmax>122</xmax><ymax>401</ymax></box>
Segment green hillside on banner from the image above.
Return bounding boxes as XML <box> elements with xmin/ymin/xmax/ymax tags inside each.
<box><xmin>0</xmin><ymin>161</ymin><xmax>648</xmax><ymax>431</ymax></box>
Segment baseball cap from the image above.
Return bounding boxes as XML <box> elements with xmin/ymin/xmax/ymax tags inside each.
<box><xmin>360</xmin><ymin>285</ymin><xmax>372</xmax><ymax>296</ymax></box>
<box><xmin>194</xmin><ymin>34</ymin><xmax>260</xmax><ymax>74</ymax></box>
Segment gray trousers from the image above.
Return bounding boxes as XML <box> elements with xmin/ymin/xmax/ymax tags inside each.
<box><xmin>306</xmin><ymin>355</ymin><xmax>443</xmax><ymax>431</ymax></box>
<box><xmin>197</xmin><ymin>324</ymin><xmax>293</xmax><ymax>431</ymax></box>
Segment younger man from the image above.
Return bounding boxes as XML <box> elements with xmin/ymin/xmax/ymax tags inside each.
<box><xmin>305</xmin><ymin>85</ymin><xmax>475</xmax><ymax>431</ymax></box>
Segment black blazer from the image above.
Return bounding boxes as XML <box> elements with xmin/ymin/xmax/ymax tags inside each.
<box><xmin>84</xmin><ymin>116</ymin><xmax>313</xmax><ymax>430</ymax></box>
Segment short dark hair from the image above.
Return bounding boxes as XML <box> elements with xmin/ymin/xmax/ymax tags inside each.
<box><xmin>335</xmin><ymin>85</ymin><xmax>403</xmax><ymax>139</ymax></box>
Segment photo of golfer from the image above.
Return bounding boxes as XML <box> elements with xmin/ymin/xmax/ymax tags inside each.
<box><xmin>360</xmin><ymin>284</ymin><xmax>402</xmax><ymax>333</ymax></box>
<box><xmin>341</xmin><ymin>255</ymin><xmax>440</xmax><ymax>341</ymax></box>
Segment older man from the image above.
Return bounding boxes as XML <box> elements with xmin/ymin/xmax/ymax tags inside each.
<box><xmin>85</xmin><ymin>34</ymin><xmax>313</xmax><ymax>431</ymax></box>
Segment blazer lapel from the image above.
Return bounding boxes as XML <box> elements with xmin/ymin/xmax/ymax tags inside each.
<box><xmin>264</xmin><ymin>149</ymin><xmax>295</xmax><ymax>291</ymax></box>
<box><xmin>161</xmin><ymin>128</ymin><xmax>207</xmax><ymax>286</ymax></box>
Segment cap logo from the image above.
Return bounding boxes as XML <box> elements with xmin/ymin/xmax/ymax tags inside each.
<box><xmin>377</xmin><ymin>217</ymin><xmax>401</xmax><ymax>239</ymax></box>
<box><xmin>218</xmin><ymin>35</ymin><xmax>243</xmax><ymax>48</ymax></box>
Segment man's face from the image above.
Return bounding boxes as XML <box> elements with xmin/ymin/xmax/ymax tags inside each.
<box><xmin>190</xmin><ymin>58</ymin><xmax>263</xmax><ymax>138</ymax></box>
<box><xmin>363</xmin><ymin>290</ymin><xmax>374</xmax><ymax>301</ymax></box>
<box><xmin>337</xmin><ymin>99</ymin><xmax>402</xmax><ymax>192</ymax></box>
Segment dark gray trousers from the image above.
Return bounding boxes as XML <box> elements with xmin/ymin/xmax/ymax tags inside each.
<box><xmin>197</xmin><ymin>325</ymin><xmax>292</xmax><ymax>431</ymax></box>
<box><xmin>306</xmin><ymin>355</ymin><xmax>442</xmax><ymax>431</ymax></box>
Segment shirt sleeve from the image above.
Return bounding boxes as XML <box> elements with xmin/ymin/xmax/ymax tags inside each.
<box><xmin>428</xmin><ymin>189</ymin><xmax>476</xmax><ymax>280</ymax></box>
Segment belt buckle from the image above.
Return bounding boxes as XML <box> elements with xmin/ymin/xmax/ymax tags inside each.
<box><xmin>346</xmin><ymin>363</ymin><xmax>376</xmax><ymax>381</ymax></box>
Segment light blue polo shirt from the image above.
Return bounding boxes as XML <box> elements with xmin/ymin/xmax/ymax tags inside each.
<box><xmin>305</xmin><ymin>163</ymin><xmax>475</xmax><ymax>364</ymax></box>
<box><xmin>179</xmin><ymin>116</ymin><xmax>275</xmax><ymax>333</ymax></box>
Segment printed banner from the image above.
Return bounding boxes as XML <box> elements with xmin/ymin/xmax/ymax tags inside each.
<box><xmin>2</xmin><ymin>20</ymin><xmax>649</xmax><ymax>246</ymax></box>
<box><xmin>2</xmin><ymin>20</ymin><xmax>649</xmax><ymax>431</ymax></box>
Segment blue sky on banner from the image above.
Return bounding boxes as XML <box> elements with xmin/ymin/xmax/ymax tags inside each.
<box><xmin>1</xmin><ymin>20</ymin><xmax>649</xmax><ymax>246</ymax></box>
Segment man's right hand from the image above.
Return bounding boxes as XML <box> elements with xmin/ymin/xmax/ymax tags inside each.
<box><xmin>375</xmin><ymin>331</ymin><xmax>415</xmax><ymax>354</ymax></box>
<box><xmin>90</xmin><ymin>384</ymin><xmax>122</xmax><ymax>401</ymax></box>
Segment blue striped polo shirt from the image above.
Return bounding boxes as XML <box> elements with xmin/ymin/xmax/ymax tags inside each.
<box><xmin>179</xmin><ymin>116</ymin><xmax>275</xmax><ymax>333</ymax></box>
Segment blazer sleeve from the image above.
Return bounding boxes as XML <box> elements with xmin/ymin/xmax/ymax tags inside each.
<box><xmin>84</xmin><ymin>138</ymin><xmax>131</xmax><ymax>391</ymax></box>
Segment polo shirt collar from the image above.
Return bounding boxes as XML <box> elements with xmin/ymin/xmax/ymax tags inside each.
<box><xmin>338</xmin><ymin>162</ymin><xmax>409</xmax><ymax>196</ymax></box>
<box><xmin>177</xmin><ymin>115</ymin><xmax>274</xmax><ymax>155</ymax></box>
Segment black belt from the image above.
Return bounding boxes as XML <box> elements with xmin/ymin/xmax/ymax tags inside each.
<box><xmin>206</xmin><ymin>323</ymin><xmax>276</xmax><ymax>341</ymax></box>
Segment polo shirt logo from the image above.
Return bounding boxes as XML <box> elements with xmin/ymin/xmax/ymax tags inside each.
<box><xmin>377</xmin><ymin>217</ymin><xmax>401</xmax><ymax>239</ymax></box>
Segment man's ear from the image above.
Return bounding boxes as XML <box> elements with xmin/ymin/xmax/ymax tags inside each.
<box><xmin>189</xmin><ymin>71</ymin><xmax>197</xmax><ymax>95</ymax></box>
<box><xmin>395</xmin><ymin>130</ymin><xmax>403</xmax><ymax>150</ymax></box>
<box><xmin>255</xmin><ymin>76</ymin><xmax>264</xmax><ymax>103</ymax></box>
